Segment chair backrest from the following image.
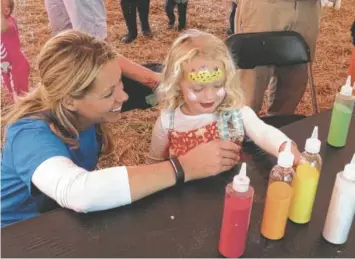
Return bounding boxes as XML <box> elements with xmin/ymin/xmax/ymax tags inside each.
<box><xmin>121</xmin><ymin>63</ymin><xmax>163</xmax><ymax>112</ymax></box>
<box><xmin>225</xmin><ymin>31</ymin><xmax>311</xmax><ymax>69</ymax></box>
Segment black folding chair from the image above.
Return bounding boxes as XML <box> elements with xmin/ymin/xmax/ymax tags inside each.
<box><xmin>121</xmin><ymin>63</ymin><xmax>163</xmax><ymax>112</ymax></box>
<box><xmin>225</xmin><ymin>31</ymin><xmax>318</xmax><ymax>115</ymax></box>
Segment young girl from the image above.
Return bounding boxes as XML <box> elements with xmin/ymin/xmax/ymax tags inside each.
<box><xmin>1</xmin><ymin>0</ymin><xmax>30</xmax><ymax>102</ymax></box>
<box><xmin>147</xmin><ymin>29</ymin><xmax>301</xmax><ymax>163</ymax></box>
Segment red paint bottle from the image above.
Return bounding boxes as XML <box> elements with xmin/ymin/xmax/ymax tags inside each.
<box><xmin>219</xmin><ymin>163</ymin><xmax>254</xmax><ymax>258</ymax></box>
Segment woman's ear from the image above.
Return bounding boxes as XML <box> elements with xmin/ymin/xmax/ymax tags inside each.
<box><xmin>62</xmin><ymin>96</ymin><xmax>77</xmax><ymax>112</ymax></box>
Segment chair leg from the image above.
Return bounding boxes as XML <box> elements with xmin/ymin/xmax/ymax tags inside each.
<box><xmin>308</xmin><ymin>63</ymin><xmax>318</xmax><ymax>114</ymax></box>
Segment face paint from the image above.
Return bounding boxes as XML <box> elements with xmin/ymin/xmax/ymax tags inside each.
<box><xmin>187</xmin><ymin>90</ymin><xmax>197</xmax><ymax>101</ymax></box>
<box><xmin>188</xmin><ymin>66</ymin><xmax>224</xmax><ymax>84</ymax></box>
<box><xmin>216</xmin><ymin>87</ymin><xmax>226</xmax><ymax>98</ymax></box>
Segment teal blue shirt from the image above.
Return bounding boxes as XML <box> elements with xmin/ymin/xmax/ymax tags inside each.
<box><xmin>1</xmin><ymin>119</ymin><xmax>100</xmax><ymax>227</ymax></box>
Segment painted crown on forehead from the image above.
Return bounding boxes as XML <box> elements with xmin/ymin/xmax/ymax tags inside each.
<box><xmin>188</xmin><ymin>66</ymin><xmax>224</xmax><ymax>83</ymax></box>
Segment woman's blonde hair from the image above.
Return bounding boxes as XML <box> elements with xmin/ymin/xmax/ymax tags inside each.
<box><xmin>158</xmin><ymin>29</ymin><xmax>244</xmax><ymax>112</ymax></box>
<box><xmin>3</xmin><ymin>30</ymin><xmax>117</xmax><ymax>154</ymax></box>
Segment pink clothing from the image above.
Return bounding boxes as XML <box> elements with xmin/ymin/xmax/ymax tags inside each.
<box><xmin>1</xmin><ymin>16</ymin><xmax>30</xmax><ymax>99</ymax></box>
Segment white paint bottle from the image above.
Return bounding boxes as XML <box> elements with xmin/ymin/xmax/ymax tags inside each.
<box><xmin>322</xmin><ymin>154</ymin><xmax>355</xmax><ymax>244</ymax></box>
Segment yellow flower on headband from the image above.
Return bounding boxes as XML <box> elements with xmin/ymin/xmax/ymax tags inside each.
<box><xmin>189</xmin><ymin>67</ymin><xmax>224</xmax><ymax>83</ymax></box>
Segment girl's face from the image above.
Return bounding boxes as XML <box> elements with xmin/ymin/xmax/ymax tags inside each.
<box><xmin>2</xmin><ymin>0</ymin><xmax>13</xmax><ymax>17</ymax></box>
<box><xmin>180</xmin><ymin>57</ymin><xmax>226</xmax><ymax>115</ymax></box>
<box><xmin>68</xmin><ymin>59</ymin><xmax>128</xmax><ymax>128</ymax></box>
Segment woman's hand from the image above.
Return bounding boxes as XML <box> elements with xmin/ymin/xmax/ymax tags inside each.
<box><xmin>179</xmin><ymin>140</ymin><xmax>241</xmax><ymax>182</ymax></box>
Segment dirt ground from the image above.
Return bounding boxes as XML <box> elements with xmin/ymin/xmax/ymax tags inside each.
<box><xmin>1</xmin><ymin>0</ymin><xmax>354</xmax><ymax>167</ymax></box>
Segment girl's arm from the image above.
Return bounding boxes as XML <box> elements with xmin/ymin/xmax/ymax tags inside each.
<box><xmin>1</xmin><ymin>12</ymin><xmax>8</xmax><ymax>32</ymax></box>
<box><xmin>146</xmin><ymin>114</ymin><xmax>170</xmax><ymax>164</ymax></box>
<box><xmin>241</xmin><ymin>106</ymin><xmax>301</xmax><ymax>161</ymax></box>
<box><xmin>117</xmin><ymin>55</ymin><xmax>160</xmax><ymax>89</ymax></box>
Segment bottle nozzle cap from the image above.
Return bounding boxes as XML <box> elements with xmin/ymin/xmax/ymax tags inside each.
<box><xmin>340</xmin><ymin>75</ymin><xmax>353</xmax><ymax>96</ymax></box>
<box><xmin>346</xmin><ymin>75</ymin><xmax>351</xmax><ymax>85</ymax></box>
<box><xmin>305</xmin><ymin>126</ymin><xmax>321</xmax><ymax>154</ymax></box>
<box><xmin>277</xmin><ymin>141</ymin><xmax>295</xmax><ymax>167</ymax></box>
<box><xmin>343</xmin><ymin>153</ymin><xmax>355</xmax><ymax>181</ymax></box>
<box><xmin>351</xmin><ymin>154</ymin><xmax>355</xmax><ymax>164</ymax></box>
<box><xmin>233</xmin><ymin>163</ymin><xmax>250</xmax><ymax>192</ymax></box>
<box><xmin>311</xmin><ymin>126</ymin><xmax>318</xmax><ymax>139</ymax></box>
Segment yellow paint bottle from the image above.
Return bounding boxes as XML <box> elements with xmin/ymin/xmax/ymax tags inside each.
<box><xmin>288</xmin><ymin>164</ymin><xmax>320</xmax><ymax>224</ymax></box>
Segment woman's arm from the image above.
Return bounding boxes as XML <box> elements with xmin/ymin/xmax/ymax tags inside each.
<box><xmin>32</xmin><ymin>140</ymin><xmax>241</xmax><ymax>213</ymax></box>
<box><xmin>117</xmin><ymin>55</ymin><xmax>160</xmax><ymax>89</ymax></box>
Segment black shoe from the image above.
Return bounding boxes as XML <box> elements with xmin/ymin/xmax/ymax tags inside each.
<box><xmin>177</xmin><ymin>25</ymin><xmax>185</xmax><ymax>32</ymax></box>
<box><xmin>168</xmin><ymin>22</ymin><xmax>174</xmax><ymax>29</ymax></box>
<box><xmin>142</xmin><ymin>30</ymin><xmax>152</xmax><ymax>37</ymax></box>
<box><xmin>121</xmin><ymin>34</ymin><xmax>137</xmax><ymax>44</ymax></box>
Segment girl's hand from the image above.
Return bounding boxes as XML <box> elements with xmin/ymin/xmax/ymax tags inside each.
<box><xmin>279</xmin><ymin>141</ymin><xmax>302</xmax><ymax>166</ymax></box>
<box><xmin>179</xmin><ymin>140</ymin><xmax>241</xmax><ymax>182</ymax></box>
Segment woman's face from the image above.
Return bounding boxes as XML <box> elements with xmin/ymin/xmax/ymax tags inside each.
<box><xmin>72</xmin><ymin>59</ymin><xmax>128</xmax><ymax>126</ymax></box>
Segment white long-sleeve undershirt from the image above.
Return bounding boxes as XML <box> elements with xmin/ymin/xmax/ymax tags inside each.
<box><xmin>32</xmin><ymin>156</ymin><xmax>131</xmax><ymax>213</ymax></box>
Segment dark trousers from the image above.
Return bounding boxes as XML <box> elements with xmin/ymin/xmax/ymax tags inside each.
<box><xmin>165</xmin><ymin>0</ymin><xmax>188</xmax><ymax>29</ymax></box>
<box><xmin>229</xmin><ymin>2</ymin><xmax>237</xmax><ymax>33</ymax></box>
<box><xmin>121</xmin><ymin>0</ymin><xmax>151</xmax><ymax>36</ymax></box>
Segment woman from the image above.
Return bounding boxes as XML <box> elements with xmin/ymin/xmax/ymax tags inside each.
<box><xmin>1</xmin><ymin>30</ymin><xmax>240</xmax><ymax>227</ymax></box>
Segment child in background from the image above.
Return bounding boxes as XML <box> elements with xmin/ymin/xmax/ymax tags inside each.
<box><xmin>1</xmin><ymin>0</ymin><xmax>30</xmax><ymax>102</ymax></box>
<box><xmin>147</xmin><ymin>30</ymin><xmax>301</xmax><ymax>164</ymax></box>
<box><xmin>165</xmin><ymin>0</ymin><xmax>188</xmax><ymax>31</ymax></box>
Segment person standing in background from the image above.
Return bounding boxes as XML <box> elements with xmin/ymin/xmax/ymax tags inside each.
<box><xmin>235</xmin><ymin>0</ymin><xmax>321</xmax><ymax>115</ymax></box>
<box><xmin>165</xmin><ymin>0</ymin><xmax>188</xmax><ymax>31</ymax></box>
<box><xmin>45</xmin><ymin>0</ymin><xmax>107</xmax><ymax>40</ymax></box>
<box><xmin>1</xmin><ymin>0</ymin><xmax>30</xmax><ymax>102</ymax></box>
<box><xmin>120</xmin><ymin>0</ymin><xmax>152</xmax><ymax>44</ymax></box>
<box><xmin>227</xmin><ymin>0</ymin><xmax>237</xmax><ymax>35</ymax></box>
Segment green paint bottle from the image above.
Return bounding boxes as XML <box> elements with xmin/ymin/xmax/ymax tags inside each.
<box><xmin>327</xmin><ymin>76</ymin><xmax>355</xmax><ymax>148</ymax></box>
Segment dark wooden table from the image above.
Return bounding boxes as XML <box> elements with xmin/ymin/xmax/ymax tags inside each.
<box><xmin>2</xmin><ymin>111</ymin><xmax>355</xmax><ymax>258</ymax></box>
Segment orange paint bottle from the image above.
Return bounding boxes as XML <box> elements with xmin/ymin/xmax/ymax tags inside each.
<box><xmin>261</xmin><ymin>182</ymin><xmax>292</xmax><ymax>240</ymax></box>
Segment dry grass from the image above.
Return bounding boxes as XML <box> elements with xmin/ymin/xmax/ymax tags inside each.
<box><xmin>1</xmin><ymin>0</ymin><xmax>354</xmax><ymax>167</ymax></box>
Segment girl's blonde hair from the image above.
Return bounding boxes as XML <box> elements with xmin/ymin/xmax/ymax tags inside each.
<box><xmin>158</xmin><ymin>29</ymin><xmax>244</xmax><ymax>112</ymax></box>
<box><xmin>3</xmin><ymin>30</ymin><xmax>117</xmax><ymax>154</ymax></box>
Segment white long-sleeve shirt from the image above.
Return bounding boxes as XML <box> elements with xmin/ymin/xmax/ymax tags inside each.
<box><xmin>32</xmin><ymin>157</ymin><xmax>131</xmax><ymax>213</ymax></box>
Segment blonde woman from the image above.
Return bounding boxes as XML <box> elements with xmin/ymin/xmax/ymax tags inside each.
<box><xmin>147</xmin><ymin>29</ymin><xmax>301</xmax><ymax>162</ymax></box>
<box><xmin>1</xmin><ymin>30</ymin><xmax>241</xmax><ymax>227</ymax></box>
